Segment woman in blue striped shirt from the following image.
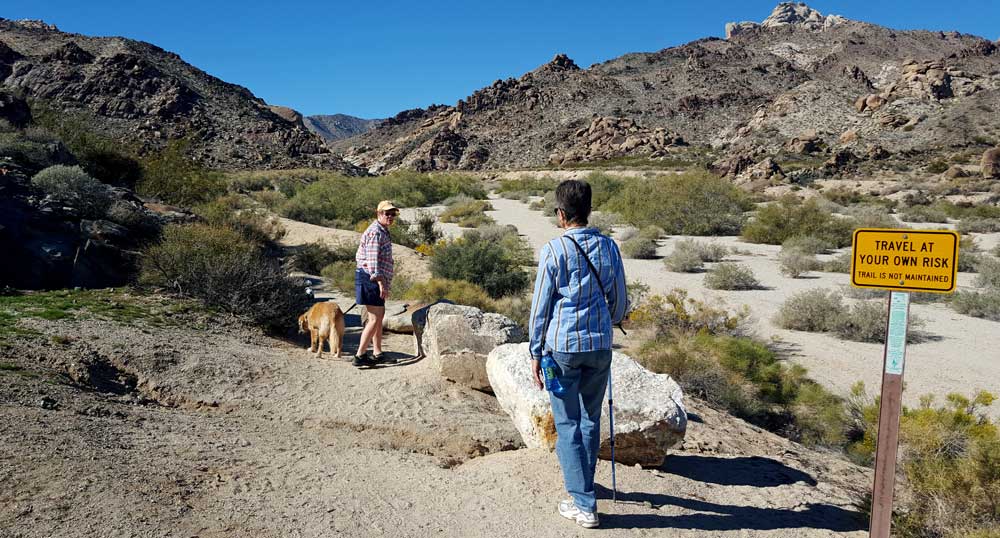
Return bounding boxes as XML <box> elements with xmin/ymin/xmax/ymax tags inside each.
<box><xmin>529</xmin><ymin>179</ymin><xmax>628</xmax><ymax>529</ymax></box>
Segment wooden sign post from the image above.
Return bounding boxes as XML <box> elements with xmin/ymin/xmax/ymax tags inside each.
<box><xmin>850</xmin><ymin>228</ymin><xmax>959</xmax><ymax>538</ymax></box>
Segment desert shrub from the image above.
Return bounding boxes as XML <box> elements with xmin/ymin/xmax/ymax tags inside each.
<box><xmin>902</xmin><ymin>205</ymin><xmax>951</xmax><ymax>223</ymax></box>
<box><xmin>281</xmin><ymin>172</ymin><xmax>483</xmax><ymax>227</ymax></box>
<box><xmin>637</xmin><ymin>332</ymin><xmax>848</xmax><ymax>446</ymax></box>
<box><xmin>493</xmin><ymin>293</ymin><xmax>532</xmax><ymax>331</ymax></box>
<box><xmin>31</xmin><ymin>165</ymin><xmax>112</xmax><ymax>218</ymax></box>
<box><xmin>742</xmin><ymin>195</ymin><xmax>854</xmax><ymax>247</ymax></box>
<box><xmin>439</xmin><ymin>199</ymin><xmax>495</xmax><ymax>227</ymax></box>
<box><xmin>704</xmin><ymin>263</ymin><xmax>761</xmax><ymax>290</ymax></box>
<box><xmin>779</xmin><ymin>247</ymin><xmax>819</xmax><ymax>278</ymax></box>
<box><xmin>430</xmin><ymin>232</ymin><xmax>530</xmax><ymax>298</ymax></box>
<box><xmin>926</xmin><ymin>159</ymin><xmax>950</xmax><ymax>174</ymax></box>
<box><xmin>695</xmin><ymin>241</ymin><xmax>729</xmax><ymax>262</ymax></box>
<box><xmin>975</xmin><ymin>256</ymin><xmax>1000</xmax><ymax>289</ymax></box>
<box><xmin>0</xmin><ymin>131</ymin><xmax>68</xmax><ymax>171</ymax></box>
<box><xmin>821</xmin><ymin>251</ymin><xmax>852</xmax><ymax>273</ymax></box>
<box><xmin>621</xmin><ymin>236</ymin><xmax>658</xmax><ymax>259</ymax></box>
<box><xmin>469</xmin><ymin>225</ymin><xmax>533</xmax><ymax>266</ymax></box>
<box><xmin>833</xmin><ymin>301</ymin><xmax>925</xmax><ymax>344</ymax></box>
<box><xmin>602</xmin><ymin>170</ymin><xmax>751</xmax><ymax>235</ymax></box>
<box><xmin>104</xmin><ymin>200</ymin><xmax>159</xmax><ymax>235</ymax></box>
<box><xmin>412</xmin><ymin>210</ymin><xmax>443</xmax><ymax>246</ymax></box>
<box><xmin>588</xmin><ymin>212</ymin><xmax>619</xmax><ymax>235</ymax></box>
<box><xmin>194</xmin><ymin>195</ymin><xmax>286</xmax><ymax>247</ymax></box>
<box><xmin>844</xmin><ymin>204</ymin><xmax>901</xmax><ymax>229</ymax></box>
<box><xmin>627</xmin><ymin>289</ymin><xmax>750</xmax><ymax>337</ymax></box>
<box><xmin>959</xmin><ymin>234</ymin><xmax>983</xmax><ymax>273</ymax></box>
<box><xmin>496</xmin><ymin>176</ymin><xmax>558</xmax><ymax>196</ymax></box>
<box><xmin>617</xmin><ymin>226</ymin><xmax>640</xmax><ymax>242</ymax></box>
<box><xmin>782</xmin><ymin>235</ymin><xmax>834</xmax><ymax>255</ymax></box>
<box><xmin>291</xmin><ymin>242</ymin><xmax>355</xmax><ymax>275</ymax></box>
<box><xmin>664</xmin><ymin>243</ymin><xmax>704</xmax><ymax>273</ymax></box>
<box><xmin>140</xmin><ymin>223</ymin><xmax>309</xmax><ymax>331</ymax></box>
<box><xmin>402</xmin><ymin>278</ymin><xmax>495</xmax><ymax>312</ymax></box>
<box><xmin>250</xmin><ymin>190</ymin><xmax>287</xmax><ymax>211</ymax></box>
<box><xmin>638</xmin><ymin>225</ymin><xmax>665</xmax><ymax>241</ymax></box>
<box><xmin>320</xmin><ymin>261</ymin><xmax>357</xmax><ymax>294</ymax></box>
<box><xmin>959</xmin><ymin>217</ymin><xmax>1000</xmax><ymax>234</ymax></box>
<box><xmin>870</xmin><ymin>392</ymin><xmax>1000</xmax><ymax>538</ymax></box>
<box><xmin>775</xmin><ymin>289</ymin><xmax>845</xmax><ymax>332</ymax></box>
<box><xmin>626</xmin><ymin>280</ymin><xmax>651</xmax><ymax>309</ymax></box>
<box><xmin>950</xmin><ymin>290</ymin><xmax>1000</xmax><ymax>321</ymax></box>
<box><xmin>138</xmin><ymin>138</ymin><xmax>226</xmax><ymax>207</ymax></box>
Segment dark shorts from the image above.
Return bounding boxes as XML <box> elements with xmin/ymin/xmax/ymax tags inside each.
<box><xmin>355</xmin><ymin>269</ymin><xmax>385</xmax><ymax>307</ymax></box>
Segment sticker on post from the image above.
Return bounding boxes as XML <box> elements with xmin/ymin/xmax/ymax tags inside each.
<box><xmin>884</xmin><ymin>292</ymin><xmax>909</xmax><ymax>375</ymax></box>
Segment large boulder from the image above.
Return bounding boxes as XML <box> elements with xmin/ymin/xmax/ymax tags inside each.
<box><xmin>982</xmin><ymin>147</ymin><xmax>1000</xmax><ymax>179</ymax></box>
<box><xmin>486</xmin><ymin>343</ymin><xmax>687</xmax><ymax>467</ymax></box>
<box><xmin>361</xmin><ymin>300</ymin><xmax>413</xmax><ymax>333</ymax></box>
<box><xmin>424</xmin><ymin>304</ymin><xmax>525</xmax><ymax>391</ymax></box>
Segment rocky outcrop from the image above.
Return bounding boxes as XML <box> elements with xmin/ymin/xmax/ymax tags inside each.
<box><xmin>983</xmin><ymin>147</ymin><xmax>1000</xmax><ymax>179</ymax></box>
<box><xmin>0</xmin><ymin>164</ymin><xmax>161</xmax><ymax>289</ymax></box>
<box><xmin>0</xmin><ymin>89</ymin><xmax>31</xmax><ymax>127</ymax></box>
<box><xmin>726</xmin><ymin>2</ymin><xmax>848</xmax><ymax>38</ymax></box>
<box><xmin>549</xmin><ymin>117</ymin><xmax>686</xmax><ymax>166</ymax></box>
<box><xmin>486</xmin><ymin>343</ymin><xmax>687</xmax><ymax>467</ymax></box>
<box><xmin>784</xmin><ymin>131</ymin><xmax>823</xmax><ymax>154</ymax></box>
<box><xmin>856</xmin><ymin>59</ymin><xmax>983</xmax><ymax>118</ymax></box>
<box><xmin>423</xmin><ymin>304</ymin><xmax>525</xmax><ymax>392</ymax></box>
<box><xmin>0</xmin><ymin>20</ymin><xmax>359</xmax><ymax>172</ymax></box>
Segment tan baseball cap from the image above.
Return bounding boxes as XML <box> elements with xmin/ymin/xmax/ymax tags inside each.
<box><xmin>377</xmin><ymin>200</ymin><xmax>400</xmax><ymax>213</ymax></box>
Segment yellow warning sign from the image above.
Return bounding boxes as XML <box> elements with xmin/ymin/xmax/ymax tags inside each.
<box><xmin>851</xmin><ymin>229</ymin><xmax>959</xmax><ymax>293</ymax></box>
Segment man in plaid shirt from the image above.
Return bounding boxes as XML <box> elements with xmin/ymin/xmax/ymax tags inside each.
<box><xmin>353</xmin><ymin>200</ymin><xmax>399</xmax><ymax>368</ymax></box>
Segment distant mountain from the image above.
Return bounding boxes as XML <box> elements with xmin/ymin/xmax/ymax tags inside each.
<box><xmin>0</xmin><ymin>18</ymin><xmax>361</xmax><ymax>172</ymax></box>
<box><xmin>335</xmin><ymin>2</ymin><xmax>1000</xmax><ymax>173</ymax></box>
<box><xmin>304</xmin><ymin>114</ymin><xmax>381</xmax><ymax>142</ymax></box>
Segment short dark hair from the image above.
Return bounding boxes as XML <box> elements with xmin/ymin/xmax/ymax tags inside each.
<box><xmin>555</xmin><ymin>180</ymin><xmax>592</xmax><ymax>226</ymax></box>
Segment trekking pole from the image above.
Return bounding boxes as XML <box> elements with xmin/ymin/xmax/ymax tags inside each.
<box><xmin>608</xmin><ymin>372</ymin><xmax>617</xmax><ymax>504</ymax></box>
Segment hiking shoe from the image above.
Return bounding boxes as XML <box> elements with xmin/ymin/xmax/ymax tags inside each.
<box><xmin>352</xmin><ymin>353</ymin><xmax>376</xmax><ymax>368</ymax></box>
<box><xmin>374</xmin><ymin>353</ymin><xmax>397</xmax><ymax>365</ymax></box>
<box><xmin>558</xmin><ymin>499</ymin><xmax>599</xmax><ymax>529</ymax></box>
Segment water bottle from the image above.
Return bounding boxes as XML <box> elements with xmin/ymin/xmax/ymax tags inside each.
<box><xmin>541</xmin><ymin>355</ymin><xmax>565</xmax><ymax>396</ymax></box>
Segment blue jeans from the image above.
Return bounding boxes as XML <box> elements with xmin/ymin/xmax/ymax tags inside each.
<box><xmin>548</xmin><ymin>349</ymin><xmax>612</xmax><ymax>514</ymax></box>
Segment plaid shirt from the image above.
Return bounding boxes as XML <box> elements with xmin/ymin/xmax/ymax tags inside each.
<box><xmin>529</xmin><ymin>227</ymin><xmax>628</xmax><ymax>360</ymax></box>
<box><xmin>356</xmin><ymin>220</ymin><xmax>394</xmax><ymax>289</ymax></box>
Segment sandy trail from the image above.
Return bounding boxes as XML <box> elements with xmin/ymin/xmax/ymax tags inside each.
<box><xmin>2</xmin><ymin>300</ymin><xmax>868</xmax><ymax>538</ymax></box>
<box><xmin>485</xmin><ymin>195</ymin><xmax>1000</xmax><ymax>413</ymax></box>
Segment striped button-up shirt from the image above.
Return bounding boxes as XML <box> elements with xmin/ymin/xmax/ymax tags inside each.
<box><xmin>356</xmin><ymin>220</ymin><xmax>394</xmax><ymax>289</ymax></box>
<box><xmin>529</xmin><ymin>227</ymin><xmax>628</xmax><ymax>360</ymax></box>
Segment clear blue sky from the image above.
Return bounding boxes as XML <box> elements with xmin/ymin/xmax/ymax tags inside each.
<box><xmin>5</xmin><ymin>1</ymin><xmax>998</xmax><ymax>118</ymax></box>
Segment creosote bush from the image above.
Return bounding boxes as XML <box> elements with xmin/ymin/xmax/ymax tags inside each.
<box><xmin>402</xmin><ymin>278</ymin><xmax>496</xmax><ymax>313</ymax></box>
<box><xmin>139</xmin><ymin>138</ymin><xmax>226</xmax><ymax>207</ymax></box>
<box><xmin>742</xmin><ymin>195</ymin><xmax>854</xmax><ymax>247</ymax></box>
<box><xmin>439</xmin><ymin>199</ymin><xmax>495</xmax><ymax>228</ymax></box>
<box><xmin>621</xmin><ymin>236</ymin><xmax>658</xmax><ymax>259</ymax></box>
<box><xmin>779</xmin><ymin>247</ymin><xmax>819</xmax><ymax>278</ymax></box>
<box><xmin>704</xmin><ymin>263</ymin><xmax>761</xmax><ymax>290</ymax></box>
<box><xmin>141</xmin><ymin>223</ymin><xmax>308</xmax><ymax>331</ymax></box>
<box><xmin>950</xmin><ymin>290</ymin><xmax>1000</xmax><ymax>321</ymax></box>
<box><xmin>292</xmin><ymin>242</ymin><xmax>355</xmax><ymax>275</ymax></box>
<box><xmin>776</xmin><ymin>289</ymin><xmax>926</xmax><ymax>343</ymax></box>
<box><xmin>430</xmin><ymin>228</ymin><xmax>530</xmax><ymax>298</ymax></box>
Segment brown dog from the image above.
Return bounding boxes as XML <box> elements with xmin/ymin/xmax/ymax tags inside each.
<box><xmin>298</xmin><ymin>302</ymin><xmax>345</xmax><ymax>359</ymax></box>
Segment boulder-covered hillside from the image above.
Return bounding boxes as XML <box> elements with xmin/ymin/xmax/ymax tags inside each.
<box><xmin>334</xmin><ymin>2</ymin><xmax>1000</xmax><ymax>173</ymax></box>
<box><xmin>0</xmin><ymin>18</ymin><xmax>358</xmax><ymax>172</ymax></box>
<box><xmin>304</xmin><ymin>114</ymin><xmax>381</xmax><ymax>142</ymax></box>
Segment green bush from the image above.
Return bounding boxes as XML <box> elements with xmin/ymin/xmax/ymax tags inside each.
<box><xmin>430</xmin><ymin>231</ymin><xmax>530</xmax><ymax>298</ymax></box>
<box><xmin>621</xmin><ymin>236</ymin><xmax>658</xmax><ymax>259</ymax></box>
<box><xmin>412</xmin><ymin>210</ymin><xmax>443</xmax><ymax>246</ymax></box>
<box><xmin>926</xmin><ymin>159</ymin><xmax>950</xmax><ymax>174</ymax></box>
<box><xmin>138</xmin><ymin>138</ymin><xmax>226</xmax><ymax>207</ymax></box>
<box><xmin>496</xmin><ymin>176</ymin><xmax>558</xmax><ymax>196</ymax></box>
<box><xmin>704</xmin><ymin>263</ymin><xmax>761</xmax><ymax>290</ymax></box>
<box><xmin>31</xmin><ymin>165</ymin><xmax>112</xmax><ymax>219</ymax></box>
<box><xmin>402</xmin><ymin>278</ymin><xmax>496</xmax><ymax>312</ymax></box>
<box><xmin>194</xmin><ymin>195</ymin><xmax>286</xmax><ymax>247</ymax></box>
<box><xmin>627</xmin><ymin>289</ymin><xmax>750</xmax><ymax>337</ymax></box>
<box><xmin>959</xmin><ymin>234</ymin><xmax>983</xmax><ymax>273</ymax></box>
<box><xmin>779</xmin><ymin>247</ymin><xmax>819</xmax><ymax>278</ymax></box>
<box><xmin>320</xmin><ymin>261</ymin><xmax>357</xmax><ymax>294</ymax></box>
<box><xmin>281</xmin><ymin>172</ymin><xmax>483</xmax><ymax>227</ymax></box>
<box><xmin>775</xmin><ymin>289</ymin><xmax>844</xmax><ymax>332</ymax></box>
<box><xmin>588</xmin><ymin>212</ymin><xmax>619</xmax><ymax>235</ymax></box>
<box><xmin>742</xmin><ymin>196</ymin><xmax>855</xmax><ymax>247</ymax></box>
<box><xmin>0</xmin><ymin>131</ymin><xmax>68</xmax><ymax>171</ymax></box>
<box><xmin>439</xmin><ymin>199</ymin><xmax>494</xmax><ymax>226</ymax></box>
<box><xmin>602</xmin><ymin>170</ymin><xmax>751</xmax><ymax>235</ymax></box>
<box><xmin>695</xmin><ymin>241</ymin><xmax>729</xmax><ymax>262</ymax></box>
<box><xmin>105</xmin><ymin>200</ymin><xmax>159</xmax><ymax>235</ymax></box>
<box><xmin>140</xmin><ymin>223</ymin><xmax>309</xmax><ymax>331</ymax></box>
<box><xmin>950</xmin><ymin>290</ymin><xmax>1000</xmax><ymax>321</ymax></box>
<box><xmin>638</xmin><ymin>225</ymin><xmax>665</xmax><ymax>241</ymax></box>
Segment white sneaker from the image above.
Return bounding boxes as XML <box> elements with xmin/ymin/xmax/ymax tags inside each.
<box><xmin>558</xmin><ymin>499</ymin><xmax>599</xmax><ymax>528</ymax></box>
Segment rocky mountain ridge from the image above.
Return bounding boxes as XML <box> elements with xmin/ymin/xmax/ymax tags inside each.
<box><xmin>304</xmin><ymin>114</ymin><xmax>381</xmax><ymax>142</ymax></box>
<box><xmin>336</xmin><ymin>2</ymin><xmax>1000</xmax><ymax>174</ymax></box>
<box><xmin>0</xmin><ymin>18</ymin><xmax>359</xmax><ymax>172</ymax></box>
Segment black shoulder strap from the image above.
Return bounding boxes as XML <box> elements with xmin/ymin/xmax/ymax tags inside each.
<box><xmin>566</xmin><ymin>235</ymin><xmax>627</xmax><ymax>336</ymax></box>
